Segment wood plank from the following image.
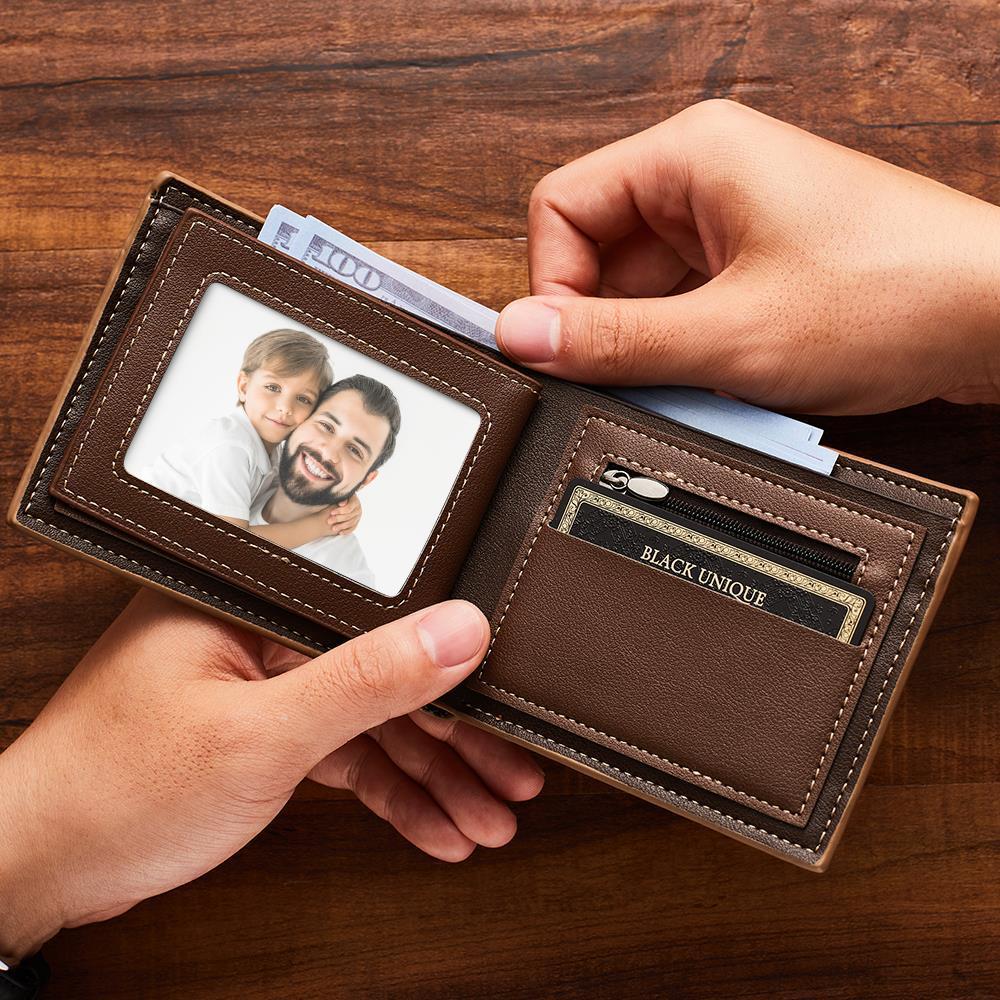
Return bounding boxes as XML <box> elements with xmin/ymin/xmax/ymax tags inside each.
<box><xmin>1</xmin><ymin>1</ymin><xmax>997</xmax><ymax>996</ymax></box>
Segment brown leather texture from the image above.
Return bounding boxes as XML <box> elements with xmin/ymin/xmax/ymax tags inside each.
<box><xmin>48</xmin><ymin>208</ymin><xmax>540</xmax><ymax>637</ymax></box>
<box><xmin>9</xmin><ymin>174</ymin><xmax>978</xmax><ymax>870</ymax></box>
<box><xmin>445</xmin><ymin>380</ymin><xmax>973</xmax><ymax>868</ymax></box>
<box><xmin>467</xmin><ymin>407</ymin><xmax>926</xmax><ymax>825</ymax></box>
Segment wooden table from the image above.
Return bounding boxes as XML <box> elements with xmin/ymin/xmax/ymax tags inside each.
<box><xmin>2</xmin><ymin>3</ymin><xmax>998</xmax><ymax>996</ymax></box>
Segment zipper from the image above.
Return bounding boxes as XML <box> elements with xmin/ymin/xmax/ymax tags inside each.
<box><xmin>599</xmin><ymin>463</ymin><xmax>860</xmax><ymax>582</ymax></box>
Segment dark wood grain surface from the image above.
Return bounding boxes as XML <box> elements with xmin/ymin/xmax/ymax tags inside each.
<box><xmin>2</xmin><ymin>2</ymin><xmax>998</xmax><ymax>997</ymax></box>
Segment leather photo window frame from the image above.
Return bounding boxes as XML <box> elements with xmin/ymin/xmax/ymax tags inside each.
<box><xmin>48</xmin><ymin>209</ymin><xmax>540</xmax><ymax>637</ymax></box>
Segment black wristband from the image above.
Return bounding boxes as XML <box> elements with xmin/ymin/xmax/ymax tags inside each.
<box><xmin>0</xmin><ymin>955</ymin><xmax>49</xmax><ymax>1000</ymax></box>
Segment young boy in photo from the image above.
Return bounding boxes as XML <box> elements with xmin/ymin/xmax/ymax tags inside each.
<box><xmin>141</xmin><ymin>329</ymin><xmax>362</xmax><ymax>545</ymax></box>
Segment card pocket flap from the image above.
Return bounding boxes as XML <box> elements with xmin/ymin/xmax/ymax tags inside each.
<box><xmin>473</xmin><ymin>523</ymin><xmax>875</xmax><ymax>825</ymax></box>
<box><xmin>468</xmin><ymin>407</ymin><xmax>927</xmax><ymax>827</ymax></box>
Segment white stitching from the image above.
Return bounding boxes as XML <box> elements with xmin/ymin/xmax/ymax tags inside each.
<box><xmin>593</xmin><ymin>453</ymin><xmax>871</xmax><ymax>579</ymax></box>
<box><xmin>838</xmin><ymin>464</ymin><xmax>963</xmax><ymax>512</ymax></box>
<box><xmin>48</xmin><ymin>493</ymin><xmax>365</xmax><ymax>634</ymax></box>
<box><xmin>814</xmin><ymin>515</ymin><xmax>958</xmax><ymax>847</ymax></box>
<box><xmin>800</xmin><ymin>530</ymin><xmax>912</xmax><ymax>812</ymax></box>
<box><xmin>478</xmin><ymin>687</ymin><xmax>806</xmax><ymax>816</ymax></box>
<box><xmin>58</xmin><ymin>217</ymin><xmax>528</xmax><ymax>613</ymax></box>
<box><xmin>62</xmin><ymin>220</ymin><xmax>205</xmax><ymax>487</ymax></box>
<box><xmin>160</xmin><ymin>188</ymin><xmax>248</xmax><ymax>228</ymax></box>
<box><xmin>477</xmin><ymin>412</ymin><xmax>914</xmax><ymax>819</ymax></box>
<box><xmin>472</xmin><ymin>709</ymin><xmax>821</xmax><ymax>855</ymax></box>
<box><xmin>586</xmin><ymin>419</ymin><xmax>914</xmax><ymax>533</ymax></box>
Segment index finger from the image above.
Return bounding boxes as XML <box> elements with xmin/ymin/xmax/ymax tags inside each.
<box><xmin>526</xmin><ymin>113</ymin><xmax>708</xmax><ymax>297</ymax></box>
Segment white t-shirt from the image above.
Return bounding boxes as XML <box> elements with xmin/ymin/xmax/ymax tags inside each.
<box><xmin>250</xmin><ymin>485</ymin><xmax>376</xmax><ymax>590</ymax></box>
<box><xmin>139</xmin><ymin>407</ymin><xmax>277</xmax><ymax>520</ymax></box>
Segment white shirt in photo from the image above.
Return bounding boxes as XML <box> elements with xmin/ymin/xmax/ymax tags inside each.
<box><xmin>139</xmin><ymin>406</ymin><xmax>277</xmax><ymax>521</ymax></box>
<box><xmin>249</xmin><ymin>485</ymin><xmax>376</xmax><ymax>590</ymax></box>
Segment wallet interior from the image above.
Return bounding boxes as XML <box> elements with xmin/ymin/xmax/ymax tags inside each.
<box><xmin>10</xmin><ymin>174</ymin><xmax>977</xmax><ymax>870</ymax></box>
<box><xmin>46</xmin><ymin>208</ymin><xmax>540</xmax><ymax>634</ymax></box>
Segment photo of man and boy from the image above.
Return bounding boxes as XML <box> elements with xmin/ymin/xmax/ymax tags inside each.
<box><xmin>140</xmin><ymin>329</ymin><xmax>400</xmax><ymax>590</ymax></box>
<box><xmin>125</xmin><ymin>283</ymin><xmax>480</xmax><ymax>597</ymax></box>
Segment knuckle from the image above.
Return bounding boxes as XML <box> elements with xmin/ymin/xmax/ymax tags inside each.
<box><xmin>529</xmin><ymin>171</ymin><xmax>557</xmax><ymax>210</ymax></box>
<box><xmin>343</xmin><ymin>740</ymin><xmax>377</xmax><ymax>795</ymax></box>
<box><xmin>334</xmin><ymin>638</ymin><xmax>398</xmax><ymax>708</ymax></box>
<box><xmin>528</xmin><ymin>169</ymin><xmax>568</xmax><ymax>223</ymax></box>
<box><xmin>576</xmin><ymin>301</ymin><xmax>643</xmax><ymax>378</ymax></box>
<box><xmin>674</xmin><ymin>100</ymin><xmax>757</xmax><ymax>177</ymax></box>
<box><xmin>380</xmin><ymin>774</ymin><xmax>410</xmax><ymax>827</ymax></box>
<box><xmin>687</xmin><ymin>98</ymin><xmax>748</xmax><ymax>129</ymax></box>
<box><xmin>416</xmin><ymin>745</ymin><xmax>450</xmax><ymax>790</ymax></box>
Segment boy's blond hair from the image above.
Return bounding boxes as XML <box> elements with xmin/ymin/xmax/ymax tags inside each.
<box><xmin>238</xmin><ymin>329</ymin><xmax>333</xmax><ymax>401</ymax></box>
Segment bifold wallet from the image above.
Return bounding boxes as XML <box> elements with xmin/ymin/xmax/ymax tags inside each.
<box><xmin>10</xmin><ymin>174</ymin><xmax>978</xmax><ymax>871</ymax></box>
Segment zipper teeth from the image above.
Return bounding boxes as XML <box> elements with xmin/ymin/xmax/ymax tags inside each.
<box><xmin>659</xmin><ymin>495</ymin><xmax>855</xmax><ymax>579</ymax></box>
<box><xmin>603</xmin><ymin>466</ymin><xmax>856</xmax><ymax>581</ymax></box>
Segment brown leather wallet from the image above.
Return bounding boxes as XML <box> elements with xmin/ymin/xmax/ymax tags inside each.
<box><xmin>9</xmin><ymin>174</ymin><xmax>978</xmax><ymax>871</ymax></box>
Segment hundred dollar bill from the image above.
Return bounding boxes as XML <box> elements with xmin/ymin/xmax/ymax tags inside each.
<box><xmin>258</xmin><ymin>205</ymin><xmax>304</xmax><ymax>253</ymax></box>
<box><xmin>260</xmin><ymin>205</ymin><xmax>837</xmax><ymax>474</ymax></box>
<box><xmin>287</xmin><ymin>213</ymin><xmax>500</xmax><ymax>351</ymax></box>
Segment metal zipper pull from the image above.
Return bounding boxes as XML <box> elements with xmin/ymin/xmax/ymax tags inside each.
<box><xmin>600</xmin><ymin>462</ymin><xmax>858</xmax><ymax>581</ymax></box>
<box><xmin>601</xmin><ymin>468</ymin><xmax>669</xmax><ymax>503</ymax></box>
<box><xmin>601</xmin><ymin>468</ymin><xmax>631</xmax><ymax>491</ymax></box>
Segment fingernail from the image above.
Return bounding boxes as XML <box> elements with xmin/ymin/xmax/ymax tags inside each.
<box><xmin>417</xmin><ymin>602</ymin><xmax>485</xmax><ymax>668</ymax></box>
<box><xmin>497</xmin><ymin>300</ymin><xmax>561</xmax><ymax>363</ymax></box>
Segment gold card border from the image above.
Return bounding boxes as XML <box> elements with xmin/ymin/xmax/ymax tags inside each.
<box><xmin>555</xmin><ymin>484</ymin><xmax>866</xmax><ymax>643</ymax></box>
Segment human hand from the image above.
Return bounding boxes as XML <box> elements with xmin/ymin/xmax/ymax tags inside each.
<box><xmin>326</xmin><ymin>493</ymin><xmax>362</xmax><ymax>536</ymax></box>
<box><xmin>0</xmin><ymin>590</ymin><xmax>543</xmax><ymax>961</ymax></box>
<box><xmin>496</xmin><ymin>100</ymin><xmax>1000</xmax><ymax>415</ymax></box>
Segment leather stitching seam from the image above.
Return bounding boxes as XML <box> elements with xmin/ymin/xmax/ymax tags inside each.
<box><xmin>160</xmin><ymin>190</ymin><xmax>247</xmax><ymax>228</ymax></box>
<box><xmin>837</xmin><ymin>464</ymin><xmax>963</xmax><ymax>512</ymax></box>
<box><xmin>59</xmin><ymin>218</ymin><xmax>507</xmax><ymax>613</ymax></box>
<box><xmin>477</xmin><ymin>413</ymin><xmax>915</xmax><ymax>820</ymax></box>
<box><xmin>592</xmin><ymin>452</ymin><xmax>871</xmax><ymax>581</ymax></box>
<box><xmin>472</xmin><ymin>708</ymin><xmax>823</xmax><ymax>856</ymax></box>
<box><xmin>814</xmin><ymin>514</ymin><xmax>958</xmax><ymax>848</ymax></box>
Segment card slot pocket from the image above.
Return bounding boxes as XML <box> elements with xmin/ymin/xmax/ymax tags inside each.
<box><xmin>563</xmin><ymin>409</ymin><xmax>922</xmax><ymax>671</ymax></box>
<box><xmin>475</xmin><ymin>523</ymin><xmax>871</xmax><ymax>825</ymax></box>
<box><xmin>469</xmin><ymin>406</ymin><xmax>925</xmax><ymax>826</ymax></box>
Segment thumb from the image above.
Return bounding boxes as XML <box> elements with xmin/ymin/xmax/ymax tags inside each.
<box><xmin>495</xmin><ymin>285</ymin><xmax>749</xmax><ymax>389</ymax></box>
<box><xmin>258</xmin><ymin>601</ymin><xmax>489</xmax><ymax>758</ymax></box>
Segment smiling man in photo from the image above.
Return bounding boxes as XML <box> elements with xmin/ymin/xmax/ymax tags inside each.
<box><xmin>250</xmin><ymin>373</ymin><xmax>402</xmax><ymax>589</ymax></box>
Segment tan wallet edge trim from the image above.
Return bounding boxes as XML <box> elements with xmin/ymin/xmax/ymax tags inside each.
<box><xmin>7</xmin><ymin>172</ymin><xmax>980</xmax><ymax>873</ymax></box>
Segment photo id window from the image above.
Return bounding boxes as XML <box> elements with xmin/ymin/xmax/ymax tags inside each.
<box><xmin>124</xmin><ymin>282</ymin><xmax>482</xmax><ymax>597</ymax></box>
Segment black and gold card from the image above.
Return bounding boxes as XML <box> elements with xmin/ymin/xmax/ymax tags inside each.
<box><xmin>551</xmin><ymin>479</ymin><xmax>875</xmax><ymax>644</ymax></box>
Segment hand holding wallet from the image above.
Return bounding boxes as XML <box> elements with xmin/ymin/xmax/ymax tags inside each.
<box><xmin>10</xmin><ymin>175</ymin><xmax>977</xmax><ymax>871</ymax></box>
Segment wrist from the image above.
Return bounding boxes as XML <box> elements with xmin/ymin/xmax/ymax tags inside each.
<box><xmin>938</xmin><ymin>197</ymin><xmax>1000</xmax><ymax>404</ymax></box>
<box><xmin>0</xmin><ymin>741</ymin><xmax>70</xmax><ymax>963</ymax></box>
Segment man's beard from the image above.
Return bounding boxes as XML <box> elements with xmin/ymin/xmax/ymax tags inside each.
<box><xmin>278</xmin><ymin>443</ymin><xmax>359</xmax><ymax>507</ymax></box>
